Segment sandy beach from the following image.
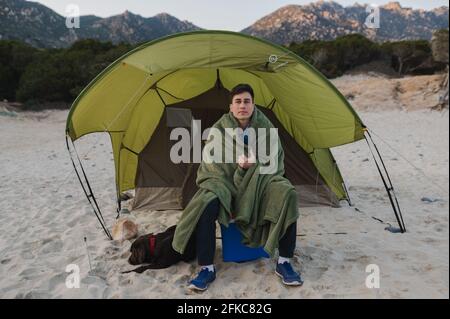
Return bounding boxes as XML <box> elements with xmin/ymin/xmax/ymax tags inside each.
<box><xmin>0</xmin><ymin>74</ymin><xmax>448</xmax><ymax>299</ymax></box>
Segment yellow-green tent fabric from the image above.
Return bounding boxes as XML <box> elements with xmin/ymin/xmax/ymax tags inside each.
<box><xmin>66</xmin><ymin>30</ymin><xmax>366</xmax><ymax>207</ymax></box>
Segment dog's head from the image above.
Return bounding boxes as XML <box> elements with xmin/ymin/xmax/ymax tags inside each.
<box><xmin>128</xmin><ymin>234</ymin><xmax>154</xmax><ymax>265</ymax></box>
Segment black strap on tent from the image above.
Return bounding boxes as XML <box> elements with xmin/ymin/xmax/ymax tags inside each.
<box><xmin>65</xmin><ymin>134</ymin><xmax>113</xmax><ymax>239</ymax></box>
<box><xmin>216</xmin><ymin>69</ymin><xmax>222</xmax><ymax>89</ymax></box>
<box><xmin>364</xmin><ymin>130</ymin><xmax>406</xmax><ymax>233</ymax></box>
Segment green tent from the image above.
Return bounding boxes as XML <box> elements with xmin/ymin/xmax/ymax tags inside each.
<box><xmin>65</xmin><ymin>30</ymin><xmax>405</xmax><ymax>238</ymax></box>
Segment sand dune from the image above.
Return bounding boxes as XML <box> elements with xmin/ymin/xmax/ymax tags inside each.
<box><xmin>332</xmin><ymin>73</ymin><xmax>447</xmax><ymax>111</ymax></box>
<box><xmin>0</xmin><ymin>74</ymin><xmax>448</xmax><ymax>298</ymax></box>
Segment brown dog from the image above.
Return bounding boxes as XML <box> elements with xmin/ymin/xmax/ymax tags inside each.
<box><xmin>124</xmin><ymin>225</ymin><xmax>196</xmax><ymax>273</ymax></box>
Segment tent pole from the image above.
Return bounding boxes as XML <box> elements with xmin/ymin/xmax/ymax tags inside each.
<box><xmin>363</xmin><ymin>130</ymin><xmax>406</xmax><ymax>233</ymax></box>
<box><xmin>342</xmin><ymin>181</ymin><xmax>353</xmax><ymax>206</ymax></box>
<box><xmin>116</xmin><ymin>196</ymin><xmax>122</xmax><ymax>219</ymax></box>
<box><xmin>65</xmin><ymin>134</ymin><xmax>113</xmax><ymax>239</ymax></box>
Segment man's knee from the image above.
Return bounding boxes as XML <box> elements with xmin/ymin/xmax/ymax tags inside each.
<box><xmin>199</xmin><ymin>198</ymin><xmax>220</xmax><ymax>223</ymax></box>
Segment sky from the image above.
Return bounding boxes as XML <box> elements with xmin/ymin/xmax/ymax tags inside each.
<box><xmin>33</xmin><ymin>0</ymin><xmax>449</xmax><ymax>31</ymax></box>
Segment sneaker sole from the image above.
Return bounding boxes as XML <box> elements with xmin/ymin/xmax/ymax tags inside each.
<box><xmin>188</xmin><ymin>283</ymin><xmax>208</xmax><ymax>291</ymax></box>
<box><xmin>275</xmin><ymin>270</ymin><xmax>304</xmax><ymax>286</ymax></box>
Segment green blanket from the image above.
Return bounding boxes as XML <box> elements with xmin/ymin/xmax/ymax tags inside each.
<box><xmin>172</xmin><ymin>108</ymin><xmax>299</xmax><ymax>257</ymax></box>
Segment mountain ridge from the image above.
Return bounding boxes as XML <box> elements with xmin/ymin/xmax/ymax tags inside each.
<box><xmin>0</xmin><ymin>0</ymin><xmax>448</xmax><ymax>48</ymax></box>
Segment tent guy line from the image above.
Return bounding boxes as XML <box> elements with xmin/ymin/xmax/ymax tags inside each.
<box><xmin>369</xmin><ymin>128</ymin><xmax>448</xmax><ymax>196</ymax></box>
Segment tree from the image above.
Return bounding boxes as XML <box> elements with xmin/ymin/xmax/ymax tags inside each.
<box><xmin>381</xmin><ymin>40</ymin><xmax>431</xmax><ymax>74</ymax></box>
<box><xmin>0</xmin><ymin>40</ymin><xmax>37</xmax><ymax>100</ymax></box>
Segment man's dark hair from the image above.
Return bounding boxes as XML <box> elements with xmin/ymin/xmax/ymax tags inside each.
<box><xmin>229</xmin><ymin>83</ymin><xmax>254</xmax><ymax>103</ymax></box>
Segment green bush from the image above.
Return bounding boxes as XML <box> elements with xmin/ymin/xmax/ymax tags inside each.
<box><xmin>380</xmin><ymin>40</ymin><xmax>432</xmax><ymax>74</ymax></box>
<box><xmin>0</xmin><ymin>40</ymin><xmax>37</xmax><ymax>101</ymax></box>
<box><xmin>288</xmin><ymin>34</ymin><xmax>381</xmax><ymax>78</ymax></box>
<box><xmin>288</xmin><ymin>34</ymin><xmax>442</xmax><ymax>77</ymax></box>
<box><xmin>12</xmin><ymin>39</ymin><xmax>134</xmax><ymax>109</ymax></box>
<box><xmin>0</xmin><ymin>35</ymin><xmax>444</xmax><ymax>110</ymax></box>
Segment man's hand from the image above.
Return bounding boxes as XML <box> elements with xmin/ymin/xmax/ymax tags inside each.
<box><xmin>237</xmin><ymin>149</ymin><xmax>256</xmax><ymax>170</ymax></box>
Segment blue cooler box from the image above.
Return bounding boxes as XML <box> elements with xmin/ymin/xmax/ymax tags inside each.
<box><xmin>220</xmin><ymin>222</ymin><xmax>269</xmax><ymax>262</ymax></box>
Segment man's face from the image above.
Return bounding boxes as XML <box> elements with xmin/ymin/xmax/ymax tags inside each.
<box><xmin>229</xmin><ymin>92</ymin><xmax>255</xmax><ymax>121</ymax></box>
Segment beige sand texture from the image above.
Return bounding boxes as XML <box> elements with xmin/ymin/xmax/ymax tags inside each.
<box><xmin>0</xmin><ymin>74</ymin><xmax>448</xmax><ymax>298</ymax></box>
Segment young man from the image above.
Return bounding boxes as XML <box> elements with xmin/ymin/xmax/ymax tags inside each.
<box><xmin>172</xmin><ymin>83</ymin><xmax>303</xmax><ymax>291</ymax></box>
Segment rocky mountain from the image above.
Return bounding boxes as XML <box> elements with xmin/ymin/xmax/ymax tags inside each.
<box><xmin>0</xmin><ymin>0</ymin><xmax>202</xmax><ymax>48</ymax></box>
<box><xmin>241</xmin><ymin>1</ymin><xmax>449</xmax><ymax>45</ymax></box>
<box><xmin>1</xmin><ymin>0</ymin><xmax>448</xmax><ymax>48</ymax></box>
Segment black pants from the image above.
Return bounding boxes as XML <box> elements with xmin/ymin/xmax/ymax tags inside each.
<box><xmin>196</xmin><ymin>198</ymin><xmax>297</xmax><ymax>265</ymax></box>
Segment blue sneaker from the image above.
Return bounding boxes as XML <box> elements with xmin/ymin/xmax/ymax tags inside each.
<box><xmin>188</xmin><ymin>267</ymin><xmax>216</xmax><ymax>291</ymax></box>
<box><xmin>275</xmin><ymin>262</ymin><xmax>304</xmax><ymax>286</ymax></box>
